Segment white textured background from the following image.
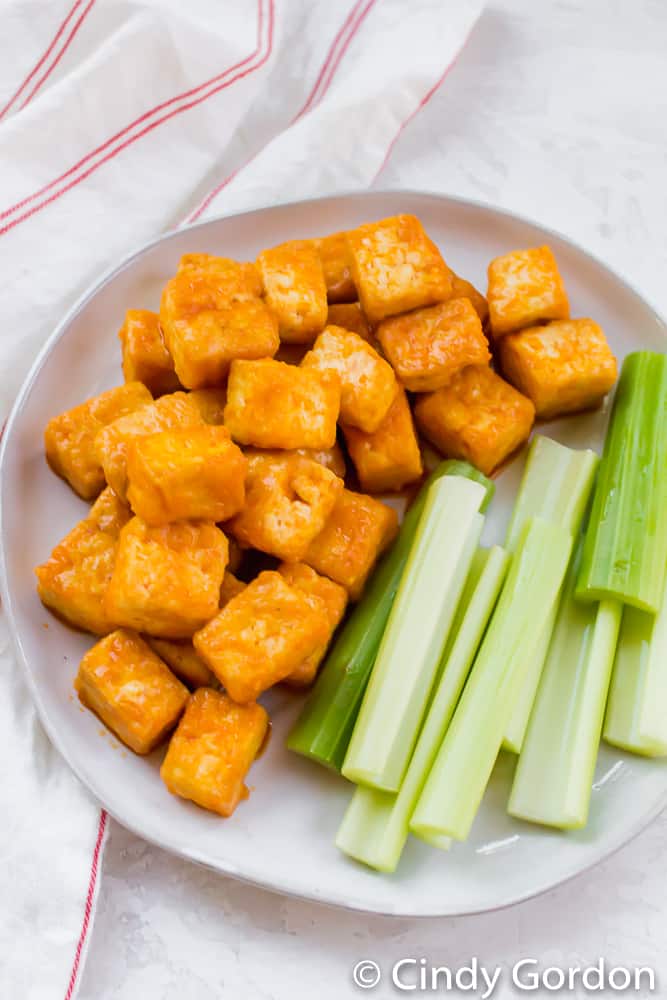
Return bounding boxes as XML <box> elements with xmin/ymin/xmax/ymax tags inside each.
<box><xmin>80</xmin><ymin>1</ymin><xmax>667</xmax><ymax>996</ymax></box>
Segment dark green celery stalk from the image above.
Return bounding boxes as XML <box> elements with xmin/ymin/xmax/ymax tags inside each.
<box><xmin>286</xmin><ymin>460</ymin><xmax>494</xmax><ymax>772</ymax></box>
<box><xmin>576</xmin><ymin>352</ymin><xmax>667</xmax><ymax>613</ymax></box>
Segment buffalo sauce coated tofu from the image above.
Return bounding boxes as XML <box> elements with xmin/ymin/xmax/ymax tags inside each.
<box><xmin>187</xmin><ymin>387</ymin><xmax>227</xmax><ymax>425</ymax></box>
<box><xmin>228</xmin><ymin>451</ymin><xmax>343</xmax><ymax>561</ymax></box>
<box><xmin>146</xmin><ymin>637</ymin><xmax>215</xmax><ymax>689</ymax></box>
<box><xmin>342</xmin><ymin>388</ymin><xmax>423</xmax><ymax>493</ymax></box>
<box><xmin>302</xmin><ymin>325</ymin><xmax>398</xmax><ymax>432</ymax></box>
<box><xmin>294</xmin><ymin>443</ymin><xmax>346</xmax><ymax>478</ymax></box>
<box><xmin>303</xmin><ymin>489</ymin><xmax>398</xmax><ymax>600</ymax></box>
<box><xmin>160</xmin><ymin>688</ymin><xmax>268</xmax><ymax>817</ymax></box>
<box><xmin>118</xmin><ymin>309</ymin><xmax>180</xmax><ymax>396</ymax></box>
<box><xmin>346</xmin><ymin>215</ymin><xmax>452</xmax><ymax>324</ymax></box>
<box><xmin>126</xmin><ymin>425</ymin><xmax>247</xmax><ymax>525</ymax></box>
<box><xmin>75</xmin><ymin>629</ymin><xmax>189</xmax><ymax>754</ymax></box>
<box><xmin>256</xmin><ymin>240</ymin><xmax>328</xmax><ymax>343</ymax></box>
<box><xmin>414</xmin><ymin>364</ymin><xmax>535</xmax><ymax>476</ymax></box>
<box><xmin>278</xmin><ymin>562</ymin><xmax>348</xmax><ymax>687</ymax></box>
<box><xmin>447</xmin><ymin>273</ymin><xmax>489</xmax><ymax>325</ymax></box>
<box><xmin>45</xmin><ymin>382</ymin><xmax>152</xmax><ymax>500</ymax></box>
<box><xmin>377</xmin><ymin>298</ymin><xmax>491</xmax><ymax>392</ymax></box>
<box><xmin>95</xmin><ymin>391</ymin><xmax>205</xmax><ymax>500</ymax></box>
<box><xmin>104</xmin><ymin>518</ymin><xmax>228</xmax><ymax>638</ymax></box>
<box><xmin>487</xmin><ymin>245</ymin><xmax>569</xmax><ymax>338</ymax></box>
<box><xmin>313</xmin><ymin>231</ymin><xmax>357</xmax><ymax>303</ymax></box>
<box><xmin>219</xmin><ymin>570</ymin><xmax>246</xmax><ymax>606</ymax></box>
<box><xmin>193</xmin><ymin>571</ymin><xmax>331</xmax><ymax>702</ymax></box>
<box><xmin>224</xmin><ymin>358</ymin><xmax>340</xmax><ymax>449</ymax></box>
<box><xmin>326</xmin><ymin>302</ymin><xmax>373</xmax><ymax>342</ymax></box>
<box><xmin>160</xmin><ymin>254</ymin><xmax>277</xmax><ymax>388</ymax></box>
<box><xmin>498</xmin><ymin>318</ymin><xmax>618</xmax><ymax>419</ymax></box>
<box><xmin>35</xmin><ymin>487</ymin><xmax>131</xmax><ymax>634</ymax></box>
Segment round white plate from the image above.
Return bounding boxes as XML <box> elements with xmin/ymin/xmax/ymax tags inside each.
<box><xmin>2</xmin><ymin>191</ymin><xmax>666</xmax><ymax>917</ymax></box>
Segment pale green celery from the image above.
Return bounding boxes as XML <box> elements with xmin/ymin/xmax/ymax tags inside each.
<box><xmin>502</xmin><ymin>606</ymin><xmax>557</xmax><ymax>754</ymax></box>
<box><xmin>577</xmin><ymin>352</ymin><xmax>667</xmax><ymax>613</ymax></box>
<box><xmin>508</xmin><ymin>575</ymin><xmax>622</xmax><ymax>830</ymax></box>
<box><xmin>604</xmin><ymin>579</ymin><xmax>667</xmax><ymax>757</ymax></box>
<box><xmin>410</xmin><ymin>517</ymin><xmax>572</xmax><ymax>845</ymax></box>
<box><xmin>502</xmin><ymin>437</ymin><xmax>598</xmax><ymax>753</ymax></box>
<box><xmin>336</xmin><ymin>546</ymin><xmax>509</xmax><ymax>871</ymax></box>
<box><xmin>504</xmin><ymin>435</ymin><xmax>599</xmax><ymax>554</ymax></box>
<box><xmin>342</xmin><ymin>476</ymin><xmax>486</xmax><ymax>792</ymax></box>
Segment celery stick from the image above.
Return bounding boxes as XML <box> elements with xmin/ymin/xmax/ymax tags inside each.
<box><xmin>577</xmin><ymin>352</ymin><xmax>667</xmax><ymax>613</ymax></box>
<box><xmin>503</xmin><ymin>605</ymin><xmax>558</xmax><ymax>754</ymax></box>
<box><xmin>336</xmin><ymin>546</ymin><xmax>508</xmax><ymax>872</ymax></box>
<box><xmin>505</xmin><ymin>435</ymin><xmax>599</xmax><ymax>554</ymax></box>
<box><xmin>287</xmin><ymin>461</ymin><xmax>494</xmax><ymax>772</ymax></box>
<box><xmin>508</xmin><ymin>580</ymin><xmax>622</xmax><ymax>829</ymax></box>
<box><xmin>604</xmin><ymin>581</ymin><xmax>667</xmax><ymax>757</ymax></box>
<box><xmin>502</xmin><ymin>437</ymin><xmax>598</xmax><ymax>753</ymax></box>
<box><xmin>410</xmin><ymin>517</ymin><xmax>572</xmax><ymax>844</ymax></box>
<box><xmin>342</xmin><ymin>476</ymin><xmax>486</xmax><ymax>792</ymax></box>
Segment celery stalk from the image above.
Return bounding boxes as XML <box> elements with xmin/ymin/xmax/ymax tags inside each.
<box><xmin>504</xmin><ymin>435</ymin><xmax>599</xmax><ymax>554</ymax></box>
<box><xmin>342</xmin><ymin>476</ymin><xmax>486</xmax><ymax>792</ymax></box>
<box><xmin>604</xmin><ymin>581</ymin><xmax>667</xmax><ymax>757</ymax></box>
<box><xmin>287</xmin><ymin>460</ymin><xmax>493</xmax><ymax>772</ymax></box>
<box><xmin>508</xmin><ymin>572</ymin><xmax>622</xmax><ymax>829</ymax></box>
<box><xmin>577</xmin><ymin>352</ymin><xmax>667</xmax><ymax>613</ymax></box>
<box><xmin>336</xmin><ymin>545</ymin><xmax>509</xmax><ymax>872</ymax></box>
<box><xmin>410</xmin><ymin>517</ymin><xmax>572</xmax><ymax>844</ymax></box>
<box><xmin>502</xmin><ymin>437</ymin><xmax>598</xmax><ymax>753</ymax></box>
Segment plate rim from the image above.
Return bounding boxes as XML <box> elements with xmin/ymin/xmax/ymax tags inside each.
<box><xmin>2</xmin><ymin>188</ymin><xmax>666</xmax><ymax>918</ymax></box>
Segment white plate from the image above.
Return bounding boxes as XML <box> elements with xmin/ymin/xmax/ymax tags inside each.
<box><xmin>2</xmin><ymin>191</ymin><xmax>667</xmax><ymax>917</ymax></box>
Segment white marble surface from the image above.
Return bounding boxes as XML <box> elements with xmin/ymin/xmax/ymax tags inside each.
<box><xmin>80</xmin><ymin>1</ymin><xmax>667</xmax><ymax>996</ymax></box>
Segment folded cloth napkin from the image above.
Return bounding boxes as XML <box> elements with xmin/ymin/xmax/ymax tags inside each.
<box><xmin>0</xmin><ymin>1</ymin><xmax>483</xmax><ymax>996</ymax></box>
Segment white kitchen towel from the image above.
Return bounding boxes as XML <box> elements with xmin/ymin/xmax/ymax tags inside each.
<box><xmin>0</xmin><ymin>1</ymin><xmax>483</xmax><ymax>996</ymax></box>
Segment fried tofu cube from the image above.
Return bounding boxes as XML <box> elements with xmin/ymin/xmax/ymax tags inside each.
<box><xmin>160</xmin><ymin>255</ymin><xmax>274</xmax><ymax>387</ymax></box>
<box><xmin>75</xmin><ymin>629</ymin><xmax>189</xmax><ymax>754</ymax></box>
<box><xmin>346</xmin><ymin>215</ymin><xmax>452</xmax><ymax>324</ymax></box>
<box><xmin>228</xmin><ymin>451</ymin><xmax>343</xmax><ymax>561</ymax></box>
<box><xmin>160</xmin><ymin>688</ymin><xmax>268</xmax><ymax>816</ymax></box>
<box><xmin>487</xmin><ymin>245</ymin><xmax>570</xmax><ymax>337</ymax></box>
<box><xmin>104</xmin><ymin>518</ymin><xmax>228</xmax><ymax>638</ymax></box>
<box><xmin>256</xmin><ymin>240</ymin><xmax>328</xmax><ymax>343</ymax></box>
<box><xmin>447</xmin><ymin>273</ymin><xmax>489</xmax><ymax>325</ymax></box>
<box><xmin>377</xmin><ymin>298</ymin><xmax>491</xmax><ymax>392</ymax></box>
<box><xmin>414</xmin><ymin>365</ymin><xmax>535</xmax><ymax>476</ymax></box>
<box><xmin>295</xmin><ymin>443</ymin><xmax>346</xmax><ymax>478</ymax></box>
<box><xmin>45</xmin><ymin>382</ymin><xmax>152</xmax><ymax>500</ymax></box>
<box><xmin>193</xmin><ymin>571</ymin><xmax>331</xmax><ymax>702</ymax></box>
<box><xmin>187</xmin><ymin>387</ymin><xmax>227</xmax><ymax>424</ymax></box>
<box><xmin>167</xmin><ymin>299</ymin><xmax>280</xmax><ymax>390</ymax></box>
<box><xmin>278</xmin><ymin>562</ymin><xmax>348</xmax><ymax>686</ymax></box>
<box><xmin>314</xmin><ymin>231</ymin><xmax>357</xmax><ymax>303</ymax></box>
<box><xmin>326</xmin><ymin>302</ymin><xmax>373</xmax><ymax>342</ymax></box>
<box><xmin>35</xmin><ymin>487</ymin><xmax>131</xmax><ymax>634</ymax></box>
<box><xmin>95</xmin><ymin>391</ymin><xmax>204</xmax><ymax>500</ymax></box>
<box><xmin>219</xmin><ymin>570</ymin><xmax>246</xmax><ymax>605</ymax></box>
<box><xmin>224</xmin><ymin>359</ymin><xmax>340</xmax><ymax>449</ymax></box>
<box><xmin>147</xmin><ymin>572</ymin><xmax>244</xmax><ymax>684</ymax></box>
<box><xmin>176</xmin><ymin>253</ymin><xmax>263</xmax><ymax>293</ymax></box>
<box><xmin>302</xmin><ymin>326</ymin><xmax>398</xmax><ymax>432</ymax></box>
<box><xmin>118</xmin><ymin>309</ymin><xmax>180</xmax><ymax>396</ymax></box>
<box><xmin>342</xmin><ymin>388</ymin><xmax>423</xmax><ymax>493</ymax></box>
<box><xmin>304</xmin><ymin>489</ymin><xmax>398</xmax><ymax>599</ymax></box>
<box><xmin>498</xmin><ymin>318</ymin><xmax>617</xmax><ymax>419</ymax></box>
<box><xmin>126</xmin><ymin>425</ymin><xmax>246</xmax><ymax>525</ymax></box>
<box><xmin>145</xmin><ymin>637</ymin><xmax>215</xmax><ymax>689</ymax></box>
